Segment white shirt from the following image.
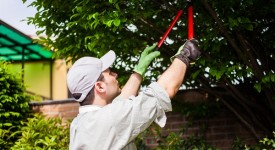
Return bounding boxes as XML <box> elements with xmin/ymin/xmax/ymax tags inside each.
<box><xmin>69</xmin><ymin>82</ymin><xmax>172</xmax><ymax>150</ymax></box>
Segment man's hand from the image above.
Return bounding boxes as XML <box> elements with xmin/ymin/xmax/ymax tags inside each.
<box><xmin>133</xmin><ymin>43</ymin><xmax>160</xmax><ymax>76</ymax></box>
<box><xmin>171</xmin><ymin>39</ymin><xmax>201</xmax><ymax>67</ymax></box>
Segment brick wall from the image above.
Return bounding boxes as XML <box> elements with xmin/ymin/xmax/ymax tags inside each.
<box><xmin>144</xmin><ymin>110</ymin><xmax>260</xmax><ymax>150</ymax></box>
<box><xmin>29</xmin><ymin>97</ymin><xmax>261</xmax><ymax>149</ymax></box>
<box><xmin>30</xmin><ymin>99</ymin><xmax>79</xmax><ymax>121</ymax></box>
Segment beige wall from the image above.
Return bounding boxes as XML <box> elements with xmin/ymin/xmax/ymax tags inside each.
<box><xmin>9</xmin><ymin>59</ymin><xmax>68</xmax><ymax>100</ymax></box>
<box><xmin>52</xmin><ymin>59</ymin><xmax>68</xmax><ymax>100</ymax></box>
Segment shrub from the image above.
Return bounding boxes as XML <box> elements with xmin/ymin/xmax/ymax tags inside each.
<box><xmin>0</xmin><ymin>61</ymin><xmax>33</xmax><ymax>149</ymax></box>
<box><xmin>156</xmin><ymin>132</ymin><xmax>217</xmax><ymax>150</ymax></box>
<box><xmin>231</xmin><ymin>132</ymin><xmax>275</xmax><ymax>150</ymax></box>
<box><xmin>0</xmin><ymin>127</ymin><xmax>18</xmax><ymax>149</ymax></box>
<box><xmin>134</xmin><ymin>123</ymin><xmax>217</xmax><ymax>150</ymax></box>
<box><xmin>11</xmin><ymin>114</ymin><xmax>70</xmax><ymax>150</ymax></box>
<box><xmin>260</xmin><ymin>131</ymin><xmax>275</xmax><ymax>149</ymax></box>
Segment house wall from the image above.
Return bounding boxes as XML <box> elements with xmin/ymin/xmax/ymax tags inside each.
<box><xmin>29</xmin><ymin>98</ymin><xmax>262</xmax><ymax>150</ymax></box>
<box><xmin>10</xmin><ymin>61</ymin><xmax>51</xmax><ymax>98</ymax></box>
<box><xmin>10</xmin><ymin>59</ymin><xmax>68</xmax><ymax>100</ymax></box>
<box><xmin>52</xmin><ymin>59</ymin><xmax>68</xmax><ymax>100</ymax></box>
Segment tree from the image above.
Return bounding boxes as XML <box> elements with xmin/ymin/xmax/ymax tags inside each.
<box><xmin>23</xmin><ymin>0</ymin><xmax>275</xmax><ymax>138</ymax></box>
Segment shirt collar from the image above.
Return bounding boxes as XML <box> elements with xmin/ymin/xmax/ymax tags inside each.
<box><xmin>79</xmin><ymin>105</ymin><xmax>103</xmax><ymax>113</ymax></box>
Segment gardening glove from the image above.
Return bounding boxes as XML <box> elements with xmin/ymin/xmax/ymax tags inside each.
<box><xmin>133</xmin><ymin>43</ymin><xmax>160</xmax><ymax>76</ymax></box>
<box><xmin>171</xmin><ymin>39</ymin><xmax>201</xmax><ymax>67</ymax></box>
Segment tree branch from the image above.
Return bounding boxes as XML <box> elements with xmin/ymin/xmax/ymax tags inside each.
<box><xmin>222</xmin><ymin>78</ymin><xmax>271</xmax><ymax>133</ymax></box>
<box><xmin>236</xmin><ymin>33</ymin><xmax>275</xmax><ymax>118</ymax></box>
<box><xmin>199</xmin><ymin>80</ymin><xmax>262</xmax><ymax>139</ymax></box>
<box><xmin>235</xmin><ymin>33</ymin><xmax>263</xmax><ymax>79</ymax></box>
<box><xmin>202</xmin><ymin>0</ymin><xmax>247</xmax><ymax>65</ymax></box>
<box><xmin>220</xmin><ymin>98</ymin><xmax>261</xmax><ymax>140</ymax></box>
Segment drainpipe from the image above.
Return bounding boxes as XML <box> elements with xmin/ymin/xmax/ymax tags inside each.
<box><xmin>22</xmin><ymin>46</ymin><xmax>25</xmax><ymax>83</ymax></box>
<box><xmin>50</xmin><ymin>59</ymin><xmax>53</xmax><ymax>100</ymax></box>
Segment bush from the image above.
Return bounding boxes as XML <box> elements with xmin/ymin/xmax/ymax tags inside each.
<box><xmin>11</xmin><ymin>114</ymin><xmax>70</xmax><ymax>150</ymax></box>
<box><xmin>0</xmin><ymin>127</ymin><xmax>18</xmax><ymax>149</ymax></box>
<box><xmin>234</xmin><ymin>131</ymin><xmax>275</xmax><ymax>150</ymax></box>
<box><xmin>259</xmin><ymin>131</ymin><xmax>275</xmax><ymax>149</ymax></box>
<box><xmin>134</xmin><ymin>123</ymin><xmax>217</xmax><ymax>150</ymax></box>
<box><xmin>0</xmin><ymin>61</ymin><xmax>33</xmax><ymax>149</ymax></box>
<box><xmin>134</xmin><ymin>100</ymin><xmax>220</xmax><ymax>150</ymax></box>
<box><xmin>156</xmin><ymin>132</ymin><xmax>217</xmax><ymax>150</ymax></box>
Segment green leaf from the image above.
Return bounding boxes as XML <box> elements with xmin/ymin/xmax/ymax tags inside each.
<box><xmin>254</xmin><ymin>83</ymin><xmax>261</xmax><ymax>93</ymax></box>
<box><xmin>114</xmin><ymin>19</ymin><xmax>121</xmax><ymax>27</ymax></box>
<box><xmin>106</xmin><ymin>20</ymin><xmax>113</xmax><ymax>27</ymax></box>
<box><xmin>76</xmin><ymin>6</ymin><xmax>82</xmax><ymax>13</ymax></box>
<box><xmin>191</xmin><ymin>70</ymin><xmax>201</xmax><ymax>79</ymax></box>
<box><xmin>215</xmin><ymin>70</ymin><xmax>223</xmax><ymax>80</ymax></box>
<box><xmin>228</xmin><ymin>17</ymin><xmax>238</xmax><ymax>28</ymax></box>
<box><xmin>3</xmin><ymin>123</ymin><xmax>12</xmax><ymax>127</ymax></box>
<box><xmin>271</xmin><ymin>74</ymin><xmax>275</xmax><ymax>82</ymax></box>
<box><xmin>246</xmin><ymin>24</ymin><xmax>253</xmax><ymax>31</ymax></box>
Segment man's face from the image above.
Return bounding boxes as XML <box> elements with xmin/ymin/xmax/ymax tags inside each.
<box><xmin>101</xmin><ymin>68</ymin><xmax>121</xmax><ymax>103</ymax></box>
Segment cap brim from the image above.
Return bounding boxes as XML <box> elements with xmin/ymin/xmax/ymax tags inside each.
<box><xmin>100</xmin><ymin>50</ymin><xmax>116</xmax><ymax>71</ymax></box>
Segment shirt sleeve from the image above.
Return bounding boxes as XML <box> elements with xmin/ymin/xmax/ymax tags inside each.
<box><xmin>109</xmin><ymin>82</ymin><xmax>172</xmax><ymax>145</ymax></box>
<box><xmin>141</xmin><ymin>82</ymin><xmax>172</xmax><ymax>127</ymax></box>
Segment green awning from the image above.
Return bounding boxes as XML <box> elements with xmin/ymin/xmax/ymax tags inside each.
<box><xmin>0</xmin><ymin>20</ymin><xmax>53</xmax><ymax>62</ymax></box>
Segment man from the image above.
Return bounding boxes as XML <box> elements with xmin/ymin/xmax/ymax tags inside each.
<box><xmin>67</xmin><ymin>39</ymin><xmax>201</xmax><ymax>150</ymax></box>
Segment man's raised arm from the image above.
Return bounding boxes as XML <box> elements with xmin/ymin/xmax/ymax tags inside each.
<box><xmin>157</xmin><ymin>39</ymin><xmax>201</xmax><ymax>99</ymax></box>
<box><xmin>120</xmin><ymin>44</ymin><xmax>160</xmax><ymax>99</ymax></box>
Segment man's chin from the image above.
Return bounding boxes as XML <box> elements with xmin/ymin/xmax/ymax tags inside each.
<box><xmin>118</xmin><ymin>88</ymin><xmax>122</xmax><ymax>94</ymax></box>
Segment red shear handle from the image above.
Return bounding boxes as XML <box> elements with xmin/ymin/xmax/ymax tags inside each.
<box><xmin>187</xmin><ymin>5</ymin><xmax>194</xmax><ymax>40</ymax></box>
<box><xmin>157</xmin><ymin>10</ymin><xmax>183</xmax><ymax>48</ymax></box>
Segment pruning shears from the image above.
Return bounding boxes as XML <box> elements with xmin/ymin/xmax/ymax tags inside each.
<box><xmin>156</xmin><ymin>0</ymin><xmax>194</xmax><ymax>50</ymax></box>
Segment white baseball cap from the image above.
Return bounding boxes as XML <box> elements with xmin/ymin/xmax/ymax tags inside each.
<box><xmin>67</xmin><ymin>50</ymin><xmax>116</xmax><ymax>102</ymax></box>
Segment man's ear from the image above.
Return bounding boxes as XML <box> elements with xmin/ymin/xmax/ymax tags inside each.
<box><xmin>94</xmin><ymin>81</ymin><xmax>106</xmax><ymax>93</ymax></box>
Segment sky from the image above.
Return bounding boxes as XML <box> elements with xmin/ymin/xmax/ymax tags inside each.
<box><xmin>0</xmin><ymin>0</ymin><xmax>38</xmax><ymax>37</ymax></box>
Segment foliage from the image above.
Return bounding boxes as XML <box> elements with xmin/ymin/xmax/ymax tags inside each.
<box><xmin>156</xmin><ymin>132</ymin><xmax>217</xmax><ymax>150</ymax></box>
<box><xmin>134</xmin><ymin>99</ymin><xmax>219</xmax><ymax>150</ymax></box>
<box><xmin>0</xmin><ymin>61</ymin><xmax>32</xmax><ymax>149</ymax></box>
<box><xmin>0</xmin><ymin>127</ymin><xmax>18</xmax><ymax>149</ymax></box>
<box><xmin>231</xmin><ymin>137</ymin><xmax>247</xmax><ymax>150</ymax></box>
<box><xmin>23</xmin><ymin>0</ymin><xmax>275</xmax><ymax>137</ymax></box>
<box><xmin>11</xmin><ymin>114</ymin><xmax>69</xmax><ymax>150</ymax></box>
<box><xmin>134</xmin><ymin>134</ymin><xmax>150</xmax><ymax>150</ymax></box>
<box><xmin>172</xmin><ymin>98</ymin><xmax>221</xmax><ymax>119</ymax></box>
<box><xmin>231</xmin><ymin>132</ymin><xmax>275</xmax><ymax>150</ymax></box>
<box><xmin>259</xmin><ymin>131</ymin><xmax>275</xmax><ymax>149</ymax></box>
<box><xmin>153</xmin><ymin>100</ymin><xmax>219</xmax><ymax>150</ymax></box>
<box><xmin>136</xmin><ymin>122</ymin><xmax>217</xmax><ymax>150</ymax></box>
